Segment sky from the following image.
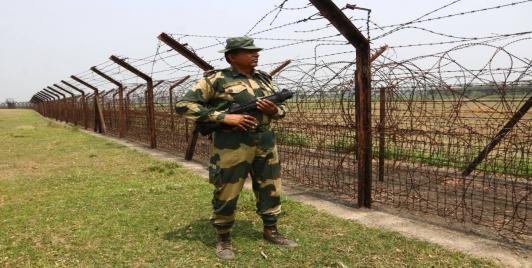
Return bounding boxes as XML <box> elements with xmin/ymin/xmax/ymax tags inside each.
<box><xmin>1</xmin><ymin>0</ymin><xmax>531</xmax><ymax>102</ymax></box>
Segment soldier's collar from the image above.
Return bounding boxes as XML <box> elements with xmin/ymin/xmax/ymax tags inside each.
<box><xmin>229</xmin><ymin>66</ymin><xmax>257</xmax><ymax>78</ymax></box>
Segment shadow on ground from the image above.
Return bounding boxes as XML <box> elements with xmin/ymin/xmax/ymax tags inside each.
<box><xmin>163</xmin><ymin>219</ymin><xmax>263</xmax><ymax>247</ymax></box>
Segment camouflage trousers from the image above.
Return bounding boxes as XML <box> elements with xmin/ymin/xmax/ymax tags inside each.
<box><xmin>209</xmin><ymin>128</ymin><xmax>281</xmax><ymax>234</ymax></box>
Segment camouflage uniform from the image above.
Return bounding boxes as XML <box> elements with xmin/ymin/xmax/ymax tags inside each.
<box><xmin>175</xmin><ymin>67</ymin><xmax>287</xmax><ymax>234</ymax></box>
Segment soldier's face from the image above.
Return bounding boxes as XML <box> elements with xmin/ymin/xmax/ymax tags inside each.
<box><xmin>229</xmin><ymin>49</ymin><xmax>260</xmax><ymax>68</ymax></box>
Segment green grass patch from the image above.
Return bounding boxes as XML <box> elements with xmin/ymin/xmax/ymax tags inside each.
<box><xmin>0</xmin><ymin>110</ymin><xmax>497</xmax><ymax>267</ymax></box>
<box><xmin>373</xmin><ymin>144</ymin><xmax>531</xmax><ymax>177</ymax></box>
<box><xmin>276</xmin><ymin>126</ymin><xmax>310</xmax><ymax>147</ymax></box>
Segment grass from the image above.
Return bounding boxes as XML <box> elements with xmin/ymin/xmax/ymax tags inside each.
<box><xmin>275</xmin><ymin>126</ymin><xmax>310</xmax><ymax>147</ymax></box>
<box><xmin>274</xmin><ymin>124</ymin><xmax>530</xmax><ymax>177</ymax></box>
<box><xmin>0</xmin><ymin>109</ymin><xmax>498</xmax><ymax>267</ymax></box>
<box><xmin>374</xmin><ymin>144</ymin><xmax>531</xmax><ymax>177</ymax></box>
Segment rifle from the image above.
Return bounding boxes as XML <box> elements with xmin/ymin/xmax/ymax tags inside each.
<box><xmin>196</xmin><ymin>89</ymin><xmax>293</xmax><ymax>135</ymax></box>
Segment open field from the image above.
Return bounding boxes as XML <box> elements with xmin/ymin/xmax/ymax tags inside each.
<box><xmin>272</xmin><ymin>97</ymin><xmax>531</xmax><ymax>176</ymax></box>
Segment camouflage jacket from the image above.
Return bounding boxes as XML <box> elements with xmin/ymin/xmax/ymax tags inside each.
<box><xmin>175</xmin><ymin>67</ymin><xmax>287</xmax><ymax>125</ymax></box>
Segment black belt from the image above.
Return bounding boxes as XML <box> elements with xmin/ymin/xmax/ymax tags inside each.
<box><xmin>217</xmin><ymin>124</ymin><xmax>271</xmax><ymax>133</ymax></box>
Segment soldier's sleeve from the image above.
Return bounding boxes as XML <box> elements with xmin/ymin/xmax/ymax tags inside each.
<box><xmin>271</xmin><ymin>101</ymin><xmax>288</xmax><ymax>120</ymax></box>
<box><xmin>175</xmin><ymin>77</ymin><xmax>225</xmax><ymax>123</ymax></box>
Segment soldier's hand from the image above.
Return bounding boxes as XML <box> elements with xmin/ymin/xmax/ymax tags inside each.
<box><xmin>256</xmin><ymin>99</ymin><xmax>278</xmax><ymax>116</ymax></box>
<box><xmin>222</xmin><ymin>114</ymin><xmax>258</xmax><ymax>131</ymax></box>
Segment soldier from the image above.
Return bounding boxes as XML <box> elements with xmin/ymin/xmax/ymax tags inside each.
<box><xmin>175</xmin><ymin>36</ymin><xmax>297</xmax><ymax>260</ymax></box>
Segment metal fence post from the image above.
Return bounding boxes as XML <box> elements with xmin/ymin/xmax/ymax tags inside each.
<box><xmin>109</xmin><ymin>55</ymin><xmax>157</xmax><ymax>149</ymax></box>
<box><xmin>309</xmin><ymin>0</ymin><xmax>373</xmax><ymax>208</ymax></box>
<box><xmin>70</xmin><ymin>75</ymin><xmax>107</xmax><ymax>133</ymax></box>
<box><xmin>158</xmin><ymin>32</ymin><xmax>214</xmax><ymax>160</ymax></box>
<box><xmin>168</xmin><ymin>76</ymin><xmax>191</xmax><ymax>133</ymax></box>
<box><xmin>90</xmin><ymin>67</ymin><xmax>126</xmax><ymax>138</ymax></box>
<box><xmin>39</xmin><ymin>91</ymin><xmax>56</xmax><ymax>118</ymax></box>
<box><xmin>47</xmin><ymin>86</ymin><xmax>67</xmax><ymax>122</ymax></box>
<box><xmin>35</xmin><ymin>92</ymin><xmax>51</xmax><ymax>117</ymax></box>
<box><xmin>43</xmin><ymin>88</ymin><xmax>63</xmax><ymax>121</ymax></box>
<box><xmin>62</xmin><ymin>80</ymin><xmax>87</xmax><ymax>129</ymax></box>
<box><xmin>54</xmin><ymin>84</ymin><xmax>76</xmax><ymax>124</ymax></box>
<box><xmin>269</xmin><ymin>60</ymin><xmax>292</xmax><ymax>76</ymax></box>
<box><xmin>462</xmin><ymin>95</ymin><xmax>532</xmax><ymax>176</ymax></box>
<box><xmin>44</xmin><ymin>89</ymin><xmax>61</xmax><ymax>120</ymax></box>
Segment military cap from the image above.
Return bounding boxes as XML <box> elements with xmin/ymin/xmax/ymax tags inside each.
<box><xmin>218</xmin><ymin>36</ymin><xmax>262</xmax><ymax>53</ymax></box>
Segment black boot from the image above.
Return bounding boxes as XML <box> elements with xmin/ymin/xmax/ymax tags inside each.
<box><xmin>215</xmin><ymin>232</ymin><xmax>235</xmax><ymax>260</ymax></box>
<box><xmin>263</xmin><ymin>225</ymin><xmax>298</xmax><ymax>247</ymax></box>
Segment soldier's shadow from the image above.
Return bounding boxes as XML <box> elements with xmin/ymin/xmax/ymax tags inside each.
<box><xmin>163</xmin><ymin>219</ymin><xmax>262</xmax><ymax>247</ymax></box>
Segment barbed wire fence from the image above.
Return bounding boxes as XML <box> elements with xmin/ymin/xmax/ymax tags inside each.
<box><xmin>30</xmin><ymin>0</ymin><xmax>531</xmax><ymax>244</ymax></box>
